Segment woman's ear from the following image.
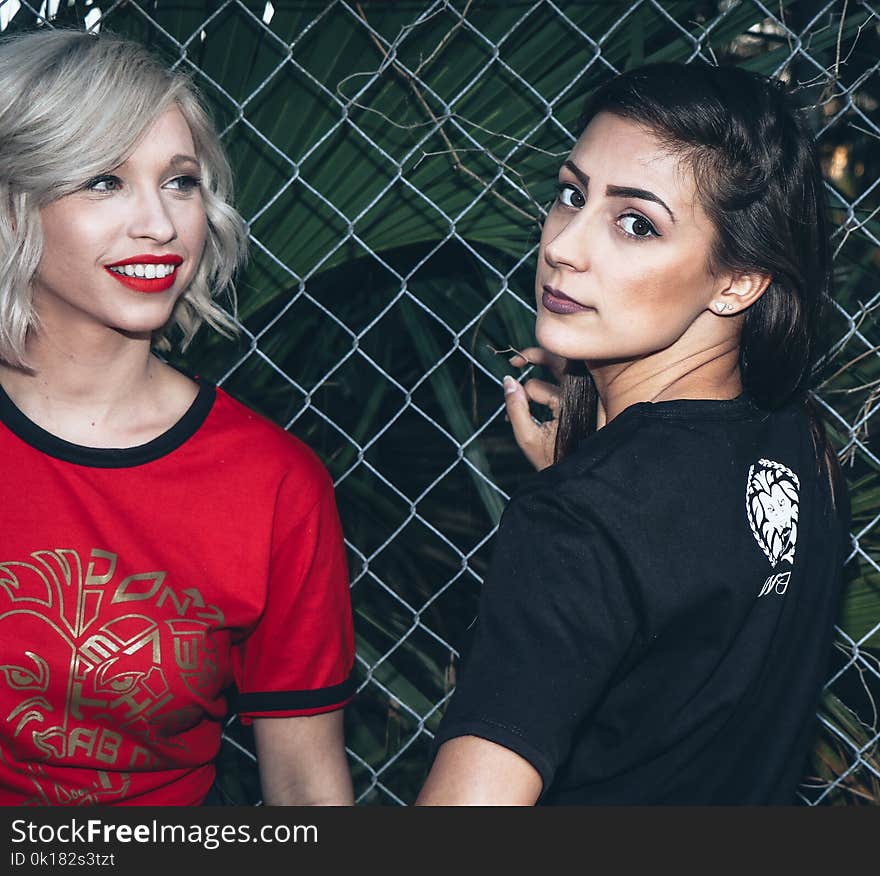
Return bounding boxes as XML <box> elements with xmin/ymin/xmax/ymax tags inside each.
<box><xmin>710</xmin><ymin>272</ymin><xmax>772</xmax><ymax>316</ymax></box>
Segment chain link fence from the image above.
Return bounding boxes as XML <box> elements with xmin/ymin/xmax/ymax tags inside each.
<box><xmin>2</xmin><ymin>0</ymin><xmax>878</xmax><ymax>805</ymax></box>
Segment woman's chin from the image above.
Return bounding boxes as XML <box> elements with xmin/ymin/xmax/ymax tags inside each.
<box><xmin>535</xmin><ymin>322</ymin><xmax>595</xmax><ymax>362</ymax></box>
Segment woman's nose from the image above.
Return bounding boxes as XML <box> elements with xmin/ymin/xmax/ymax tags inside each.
<box><xmin>543</xmin><ymin>214</ymin><xmax>590</xmax><ymax>272</ymax></box>
<box><xmin>128</xmin><ymin>190</ymin><xmax>176</xmax><ymax>244</ymax></box>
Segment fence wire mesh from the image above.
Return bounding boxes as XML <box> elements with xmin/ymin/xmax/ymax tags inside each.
<box><xmin>2</xmin><ymin>0</ymin><xmax>879</xmax><ymax>805</ymax></box>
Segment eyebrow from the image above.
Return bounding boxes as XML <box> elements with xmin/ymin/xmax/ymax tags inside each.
<box><xmin>168</xmin><ymin>154</ymin><xmax>201</xmax><ymax>169</ymax></box>
<box><xmin>563</xmin><ymin>160</ymin><xmax>590</xmax><ymax>192</ymax></box>
<box><xmin>562</xmin><ymin>160</ymin><xmax>676</xmax><ymax>223</ymax></box>
<box><xmin>114</xmin><ymin>153</ymin><xmax>201</xmax><ymax>175</ymax></box>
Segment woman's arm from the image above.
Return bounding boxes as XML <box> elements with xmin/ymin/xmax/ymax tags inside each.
<box><xmin>412</xmin><ymin>485</ymin><xmax>638</xmax><ymax>808</ymax></box>
<box><xmin>416</xmin><ymin>736</ymin><xmax>542</xmax><ymax>806</ymax></box>
<box><xmin>252</xmin><ymin>710</ymin><xmax>353</xmax><ymax>805</ymax></box>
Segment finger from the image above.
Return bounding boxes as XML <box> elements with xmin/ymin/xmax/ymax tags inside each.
<box><xmin>509</xmin><ymin>346</ymin><xmax>566</xmax><ymax>381</ymax></box>
<box><xmin>523</xmin><ymin>379</ymin><xmax>561</xmax><ymax>411</ymax></box>
<box><xmin>508</xmin><ymin>346</ymin><xmax>543</xmax><ymax>367</ymax></box>
<box><xmin>503</xmin><ymin>376</ymin><xmax>540</xmax><ymax>440</ymax></box>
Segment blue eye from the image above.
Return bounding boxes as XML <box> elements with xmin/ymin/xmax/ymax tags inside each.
<box><xmin>165</xmin><ymin>175</ymin><xmax>202</xmax><ymax>193</ymax></box>
<box><xmin>618</xmin><ymin>213</ymin><xmax>658</xmax><ymax>239</ymax></box>
<box><xmin>557</xmin><ymin>183</ymin><xmax>585</xmax><ymax>209</ymax></box>
<box><xmin>86</xmin><ymin>175</ymin><xmax>122</xmax><ymax>193</ymax></box>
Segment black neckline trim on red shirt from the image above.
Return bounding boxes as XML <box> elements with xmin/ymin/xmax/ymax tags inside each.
<box><xmin>0</xmin><ymin>379</ymin><xmax>216</xmax><ymax>468</ymax></box>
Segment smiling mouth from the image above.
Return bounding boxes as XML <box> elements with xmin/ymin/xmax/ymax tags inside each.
<box><xmin>104</xmin><ymin>256</ymin><xmax>183</xmax><ymax>293</ymax></box>
<box><xmin>541</xmin><ymin>284</ymin><xmax>593</xmax><ymax>315</ymax></box>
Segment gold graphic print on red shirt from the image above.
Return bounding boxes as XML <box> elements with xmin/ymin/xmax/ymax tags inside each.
<box><xmin>0</xmin><ymin>547</ymin><xmax>226</xmax><ymax>805</ymax></box>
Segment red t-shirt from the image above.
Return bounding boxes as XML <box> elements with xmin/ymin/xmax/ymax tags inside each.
<box><xmin>0</xmin><ymin>382</ymin><xmax>355</xmax><ymax>806</ymax></box>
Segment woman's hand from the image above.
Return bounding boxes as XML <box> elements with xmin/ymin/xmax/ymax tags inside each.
<box><xmin>503</xmin><ymin>346</ymin><xmax>566</xmax><ymax>472</ymax></box>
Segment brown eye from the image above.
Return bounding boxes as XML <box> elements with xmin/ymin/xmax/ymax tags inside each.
<box><xmin>619</xmin><ymin>214</ymin><xmax>658</xmax><ymax>238</ymax></box>
<box><xmin>557</xmin><ymin>184</ymin><xmax>585</xmax><ymax>209</ymax></box>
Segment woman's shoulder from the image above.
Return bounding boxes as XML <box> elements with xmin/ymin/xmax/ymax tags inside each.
<box><xmin>514</xmin><ymin>403</ymin><xmax>673</xmax><ymax>503</ymax></box>
<box><xmin>205</xmin><ymin>386</ymin><xmax>333</xmax><ymax>488</ymax></box>
<box><xmin>513</xmin><ymin>395</ymin><xmax>817</xmax><ymax>517</ymax></box>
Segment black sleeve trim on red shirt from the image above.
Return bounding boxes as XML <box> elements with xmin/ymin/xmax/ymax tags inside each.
<box><xmin>234</xmin><ymin>673</ymin><xmax>357</xmax><ymax>713</ymax></box>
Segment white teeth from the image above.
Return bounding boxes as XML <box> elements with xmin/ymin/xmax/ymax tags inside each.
<box><xmin>108</xmin><ymin>263</ymin><xmax>178</xmax><ymax>279</ymax></box>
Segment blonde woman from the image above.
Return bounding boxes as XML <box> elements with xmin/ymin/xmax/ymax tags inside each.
<box><xmin>0</xmin><ymin>29</ymin><xmax>355</xmax><ymax>806</ymax></box>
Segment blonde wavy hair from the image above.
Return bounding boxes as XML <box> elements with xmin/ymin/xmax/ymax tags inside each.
<box><xmin>0</xmin><ymin>28</ymin><xmax>248</xmax><ymax>367</ymax></box>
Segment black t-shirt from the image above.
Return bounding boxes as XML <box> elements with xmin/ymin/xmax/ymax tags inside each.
<box><xmin>432</xmin><ymin>395</ymin><xmax>849</xmax><ymax>804</ymax></box>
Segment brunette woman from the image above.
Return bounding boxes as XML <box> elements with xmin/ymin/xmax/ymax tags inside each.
<box><xmin>417</xmin><ymin>63</ymin><xmax>849</xmax><ymax>805</ymax></box>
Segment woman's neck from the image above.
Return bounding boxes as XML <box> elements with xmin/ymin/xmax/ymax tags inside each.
<box><xmin>590</xmin><ymin>340</ymin><xmax>742</xmax><ymax>429</ymax></box>
<box><xmin>0</xmin><ymin>329</ymin><xmax>197</xmax><ymax>447</ymax></box>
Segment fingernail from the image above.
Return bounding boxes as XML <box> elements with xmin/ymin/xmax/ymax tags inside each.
<box><xmin>503</xmin><ymin>375</ymin><xmax>518</xmax><ymax>394</ymax></box>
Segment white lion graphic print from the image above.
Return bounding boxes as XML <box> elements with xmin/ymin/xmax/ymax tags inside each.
<box><xmin>746</xmin><ymin>459</ymin><xmax>800</xmax><ymax>568</ymax></box>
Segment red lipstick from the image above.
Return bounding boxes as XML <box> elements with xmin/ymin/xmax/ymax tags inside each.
<box><xmin>104</xmin><ymin>254</ymin><xmax>183</xmax><ymax>294</ymax></box>
<box><xmin>541</xmin><ymin>284</ymin><xmax>592</xmax><ymax>315</ymax></box>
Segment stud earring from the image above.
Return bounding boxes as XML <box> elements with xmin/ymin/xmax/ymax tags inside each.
<box><xmin>714</xmin><ymin>302</ymin><xmax>727</xmax><ymax>312</ymax></box>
